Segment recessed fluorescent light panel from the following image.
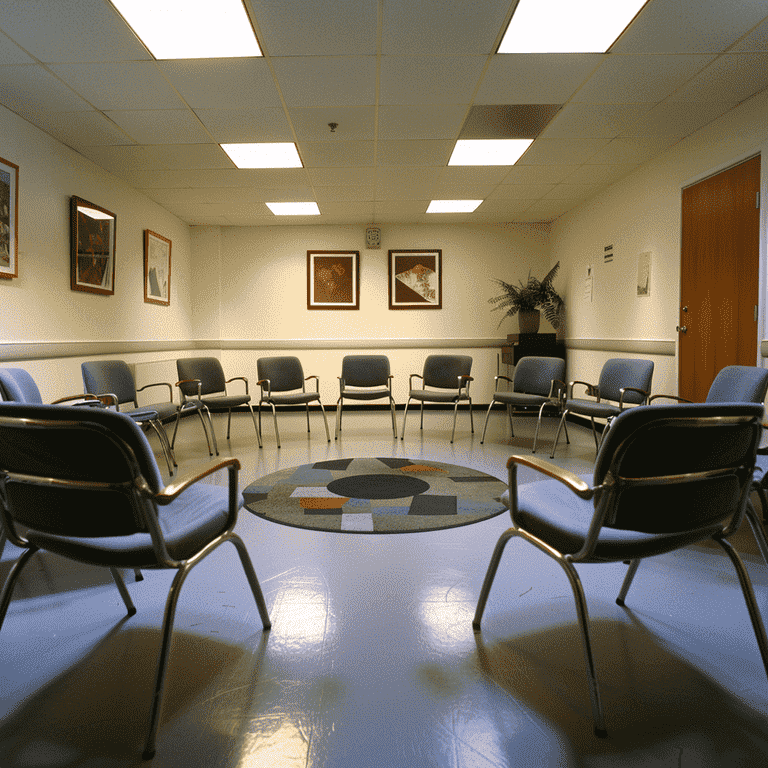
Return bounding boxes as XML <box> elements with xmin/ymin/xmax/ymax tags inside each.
<box><xmin>221</xmin><ymin>143</ymin><xmax>303</xmax><ymax>169</ymax></box>
<box><xmin>448</xmin><ymin>139</ymin><xmax>532</xmax><ymax>166</ymax></box>
<box><xmin>498</xmin><ymin>0</ymin><xmax>648</xmax><ymax>53</ymax></box>
<box><xmin>266</xmin><ymin>202</ymin><xmax>321</xmax><ymax>216</ymax></box>
<box><xmin>427</xmin><ymin>200</ymin><xmax>483</xmax><ymax>213</ymax></box>
<box><xmin>110</xmin><ymin>0</ymin><xmax>261</xmax><ymax>59</ymax></box>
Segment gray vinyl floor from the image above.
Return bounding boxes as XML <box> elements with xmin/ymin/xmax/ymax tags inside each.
<box><xmin>2</xmin><ymin>405</ymin><xmax>768</xmax><ymax>767</ymax></box>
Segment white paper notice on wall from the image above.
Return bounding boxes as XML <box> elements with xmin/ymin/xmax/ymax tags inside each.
<box><xmin>584</xmin><ymin>264</ymin><xmax>593</xmax><ymax>302</ymax></box>
<box><xmin>637</xmin><ymin>251</ymin><xmax>651</xmax><ymax>297</ymax></box>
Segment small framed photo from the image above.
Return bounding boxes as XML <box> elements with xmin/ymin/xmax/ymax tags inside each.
<box><xmin>144</xmin><ymin>229</ymin><xmax>172</xmax><ymax>305</ymax></box>
<box><xmin>307</xmin><ymin>250</ymin><xmax>360</xmax><ymax>310</ymax></box>
<box><xmin>70</xmin><ymin>196</ymin><xmax>116</xmax><ymax>295</ymax></box>
<box><xmin>0</xmin><ymin>156</ymin><xmax>19</xmax><ymax>279</ymax></box>
<box><xmin>388</xmin><ymin>249</ymin><xmax>442</xmax><ymax>310</ymax></box>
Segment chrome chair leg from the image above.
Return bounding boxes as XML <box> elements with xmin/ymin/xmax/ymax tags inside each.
<box><xmin>745</xmin><ymin>501</ymin><xmax>768</xmax><ymax>565</ymax></box>
<box><xmin>480</xmin><ymin>400</ymin><xmax>495</xmax><ymax>444</ymax></box>
<box><xmin>615</xmin><ymin>558</ymin><xmax>642</xmax><ymax>606</ymax></box>
<box><xmin>226</xmin><ymin>408</ymin><xmax>232</xmax><ymax>440</ymax></box>
<box><xmin>389</xmin><ymin>397</ymin><xmax>398</xmax><ymax>438</ymax></box>
<box><xmin>318</xmin><ymin>402</ymin><xmax>331</xmax><ymax>442</ymax></box>
<box><xmin>420</xmin><ymin>401</ymin><xmax>425</xmax><ymax>430</ymax></box>
<box><xmin>246</xmin><ymin>403</ymin><xmax>262</xmax><ymax>448</ymax></box>
<box><xmin>305</xmin><ymin>403</ymin><xmax>311</xmax><ymax>433</ymax></box>
<box><xmin>200</xmin><ymin>405</ymin><xmax>219</xmax><ymax>456</ymax></box>
<box><xmin>109</xmin><ymin>567</ymin><xmax>136</xmax><ymax>616</ymax></box>
<box><xmin>269</xmin><ymin>403</ymin><xmax>281</xmax><ymax>448</ymax></box>
<box><xmin>400</xmin><ymin>398</ymin><xmax>412</xmax><ymax>440</ymax></box>
<box><xmin>147</xmin><ymin>420</ymin><xmax>175</xmax><ymax>475</ymax></box>
<box><xmin>0</xmin><ymin>546</ymin><xmax>38</xmax><ymax>630</ymax></box>
<box><xmin>335</xmin><ymin>397</ymin><xmax>343</xmax><ymax>439</ymax></box>
<box><xmin>550</xmin><ymin>409</ymin><xmax>569</xmax><ymax>458</ymax></box>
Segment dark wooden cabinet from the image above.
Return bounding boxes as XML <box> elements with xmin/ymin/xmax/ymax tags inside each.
<box><xmin>501</xmin><ymin>333</ymin><xmax>566</xmax><ymax>366</ymax></box>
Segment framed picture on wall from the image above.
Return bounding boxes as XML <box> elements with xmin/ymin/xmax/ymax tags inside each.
<box><xmin>144</xmin><ymin>229</ymin><xmax>171</xmax><ymax>305</ymax></box>
<box><xmin>70</xmin><ymin>196</ymin><xmax>116</xmax><ymax>295</ymax></box>
<box><xmin>0</xmin><ymin>155</ymin><xmax>19</xmax><ymax>279</ymax></box>
<box><xmin>307</xmin><ymin>250</ymin><xmax>360</xmax><ymax>309</ymax></box>
<box><xmin>388</xmin><ymin>249</ymin><xmax>442</xmax><ymax>309</ymax></box>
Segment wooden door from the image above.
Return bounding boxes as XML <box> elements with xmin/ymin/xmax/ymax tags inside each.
<box><xmin>679</xmin><ymin>154</ymin><xmax>761</xmax><ymax>402</ymax></box>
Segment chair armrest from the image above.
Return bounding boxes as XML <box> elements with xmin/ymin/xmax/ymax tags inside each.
<box><xmin>305</xmin><ymin>375</ymin><xmax>320</xmax><ymax>393</ymax></box>
<box><xmin>648</xmin><ymin>393</ymin><xmax>692</xmax><ymax>404</ymax></box>
<box><xmin>153</xmin><ymin>457</ymin><xmax>241</xmax><ymax>504</ymax></box>
<box><xmin>175</xmin><ymin>378</ymin><xmax>202</xmax><ymax>400</ymax></box>
<box><xmin>494</xmin><ymin>375</ymin><xmax>514</xmax><ymax>392</ymax></box>
<box><xmin>91</xmin><ymin>392</ymin><xmax>119</xmax><ymax>407</ymax></box>
<box><xmin>508</xmin><ymin>454</ymin><xmax>594</xmax><ymax>500</ymax></box>
<box><xmin>257</xmin><ymin>378</ymin><xmax>271</xmax><ymax>397</ymax></box>
<box><xmin>137</xmin><ymin>381</ymin><xmax>174</xmax><ymax>401</ymax></box>
<box><xmin>409</xmin><ymin>373</ymin><xmax>423</xmax><ymax>389</ymax></box>
<box><xmin>458</xmin><ymin>375</ymin><xmax>473</xmax><ymax>392</ymax></box>
<box><xmin>618</xmin><ymin>387</ymin><xmax>650</xmax><ymax>408</ymax></box>
<box><xmin>568</xmin><ymin>380</ymin><xmax>599</xmax><ymax>400</ymax></box>
<box><xmin>226</xmin><ymin>376</ymin><xmax>249</xmax><ymax>395</ymax></box>
<box><xmin>548</xmin><ymin>379</ymin><xmax>567</xmax><ymax>401</ymax></box>
<box><xmin>51</xmin><ymin>393</ymin><xmax>102</xmax><ymax>405</ymax></box>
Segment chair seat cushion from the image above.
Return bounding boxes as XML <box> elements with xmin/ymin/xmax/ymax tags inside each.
<box><xmin>510</xmin><ymin>477</ymin><xmax>721</xmax><ymax>561</ymax></box>
<box><xmin>27</xmin><ymin>484</ymin><xmax>240</xmax><ymax>567</ymax></box>
<box><xmin>340</xmin><ymin>388</ymin><xmax>393</xmax><ymax>401</ymax></box>
<box><xmin>263</xmin><ymin>392</ymin><xmax>320</xmax><ymax>405</ymax></box>
<box><xmin>564</xmin><ymin>398</ymin><xmax>622</xmax><ymax>419</ymax></box>
<box><xmin>493</xmin><ymin>392</ymin><xmax>550</xmax><ymax>407</ymax></box>
<box><xmin>125</xmin><ymin>401</ymin><xmax>178</xmax><ymax>422</ymax></box>
<box><xmin>408</xmin><ymin>389</ymin><xmax>468</xmax><ymax>403</ymax></box>
<box><xmin>200</xmin><ymin>394</ymin><xmax>252</xmax><ymax>410</ymax></box>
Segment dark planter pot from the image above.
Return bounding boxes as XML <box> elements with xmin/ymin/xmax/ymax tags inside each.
<box><xmin>518</xmin><ymin>310</ymin><xmax>541</xmax><ymax>334</ymax></box>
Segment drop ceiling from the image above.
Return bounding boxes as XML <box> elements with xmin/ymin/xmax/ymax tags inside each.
<box><xmin>0</xmin><ymin>0</ymin><xmax>767</xmax><ymax>226</ymax></box>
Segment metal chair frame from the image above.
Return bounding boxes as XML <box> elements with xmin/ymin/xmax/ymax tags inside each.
<box><xmin>336</xmin><ymin>355</ymin><xmax>397</xmax><ymax>439</ymax></box>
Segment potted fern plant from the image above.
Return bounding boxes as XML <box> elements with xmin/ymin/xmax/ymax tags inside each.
<box><xmin>489</xmin><ymin>261</ymin><xmax>564</xmax><ymax>335</ymax></box>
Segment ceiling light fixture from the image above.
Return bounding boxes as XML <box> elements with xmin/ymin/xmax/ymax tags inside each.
<box><xmin>109</xmin><ymin>0</ymin><xmax>261</xmax><ymax>59</ymax></box>
<box><xmin>427</xmin><ymin>200</ymin><xmax>483</xmax><ymax>213</ymax></box>
<box><xmin>221</xmin><ymin>143</ymin><xmax>303</xmax><ymax>169</ymax></box>
<box><xmin>266</xmin><ymin>202</ymin><xmax>321</xmax><ymax>216</ymax></box>
<box><xmin>448</xmin><ymin>139</ymin><xmax>532</xmax><ymax>166</ymax></box>
<box><xmin>498</xmin><ymin>0</ymin><xmax>648</xmax><ymax>53</ymax></box>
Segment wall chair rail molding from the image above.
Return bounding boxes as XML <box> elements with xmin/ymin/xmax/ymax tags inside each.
<box><xmin>221</xmin><ymin>338</ymin><xmax>507</xmax><ymax>351</ymax></box>
<box><xmin>0</xmin><ymin>340</ymin><xmax>215</xmax><ymax>363</ymax></box>
<box><xmin>566</xmin><ymin>338</ymin><xmax>676</xmax><ymax>356</ymax></box>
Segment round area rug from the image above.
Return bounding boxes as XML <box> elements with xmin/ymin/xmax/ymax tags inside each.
<box><xmin>242</xmin><ymin>457</ymin><xmax>508</xmax><ymax>534</ymax></box>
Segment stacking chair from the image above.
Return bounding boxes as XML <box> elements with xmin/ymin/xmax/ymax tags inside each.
<box><xmin>0</xmin><ymin>402</ymin><xmax>271</xmax><ymax>760</ymax></box>
<box><xmin>480</xmin><ymin>356</ymin><xmax>566</xmax><ymax>452</ymax></box>
<box><xmin>256</xmin><ymin>356</ymin><xmax>330</xmax><ymax>448</ymax></box>
<box><xmin>82</xmin><ymin>360</ymin><xmax>189</xmax><ymax>475</ymax></box>
<box><xmin>175</xmin><ymin>357</ymin><xmax>262</xmax><ymax>453</ymax></box>
<box><xmin>336</xmin><ymin>355</ymin><xmax>397</xmax><ymax>439</ymax></box>
<box><xmin>400</xmin><ymin>355</ymin><xmax>474</xmax><ymax>444</ymax></box>
<box><xmin>550</xmin><ymin>358</ymin><xmax>654</xmax><ymax>458</ymax></box>
<box><xmin>473</xmin><ymin>402</ymin><xmax>768</xmax><ymax>738</ymax></box>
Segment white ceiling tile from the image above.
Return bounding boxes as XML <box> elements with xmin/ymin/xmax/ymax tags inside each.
<box><xmin>138</xmin><ymin>144</ymin><xmax>232</xmax><ymax>170</ymax></box>
<box><xmin>314</xmin><ymin>185</ymin><xmax>375</xmax><ymax>202</ymax></box>
<box><xmin>437</xmin><ymin>167</ymin><xmax>510</xmax><ymax>186</ymax></box>
<box><xmin>500</xmin><ymin>165</ymin><xmax>580</xmax><ymax>184</ymax></box>
<box><xmin>105</xmin><ymin>110</ymin><xmax>212</xmax><ymax>144</ymax></box>
<box><xmin>159</xmin><ymin>59</ymin><xmax>282</xmax><ymax>110</ymax></box>
<box><xmin>588</xmin><ymin>136</ymin><xmax>680</xmax><ymax>164</ymax></box>
<box><xmin>543</xmin><ymin>184</ymin><xmax>602</xmax><ymax>200</ymax></box>
<box><xmin>78</xmin><ymin>145</ymin><xmax>152</xmax><ymax>173</ymax></box>
<box><xmin>379</xmin><ymin>56</ymin><xmax>487</xmax><ymax>105</ymax></box>
<box><xmin>474</xmin><ymin>199</ymin><xmax>536</xmax><ymax>217</ymax></box>
<box><xmin>0</xmin><ymin>64</ymin><xmax>93</xmax><ymax>116</ymax></box>
<box><xmin>667</xmin><ymin>53</ymin><xmax>768</xmax><ymax>104</ymax></box>
<box><xmin>32</xmin><ymin>110</ymin><xmax>133</xmax><ymax>150</ymax></box>
<box><xmin>375</xmin><ymin>168</ymin><xmax>442</xmax><ymax>199</ymax></box>
<box><xmin>475</xmin><ymin>55</ymin><xmax>603</xmax><ymax>104</ymax></box>
<box><xmin>307</xmin><ymin>167</ymin><xmax>376</xmax><ymax>186</ymax></box>
<box><xmin>572</xmin><ymin>54</ymin><xmax>716</xmax><ymax>103</ymax></box>
<box><xmin>517</xmin><ymin>139</ymin><xmax>610</xmax><ymax>165</ymax></box>
<box><xmin>250</xmin><ymin>187</ymin><xmax>316</xmax><ymax>202</ymax></box>
<box><xmin>562</xmin><ymin>164</ymin><xmax>640</xmax><ymax>184</ymax></box>
<box><xmin>298</xmin><ymin>141</ymin><xmax>375</xmax><ymax>167</ymax></box>
<box><xmin>613</xmin><ymin>1</ymin><xmax>768</xmax><ymax>54</ymax></box>
<box><xmin>288</xmin><ymin>107</ymin><xmax>375</xmax><ymax>141</ymax></box>
<box><xmin>49</xmin><ymin>62</ymin><xmax>186</xmax><ymax>111</ymax></box>
<box><xmin>249</xmin><ymin>0</ymin><xmax>377</xmax><ymax>56</ymax></box>
<box><xmin>317</xmin><ymin>201</ymin><xmax>376</xmax><ymax>219</ymax></box>
<box><xmin>620</xmin><ymin>101</ymin><xmax>734</xmax><ymax>137</ymax></box>
<box><xmin>272</xmin><ymin>57</ymin><xmax>376</xmax><ymax>107</ymax></box>
<box><xmin>376</xmin><ymin>140</ymin><xmax>453</xmax><ymax>167</ymax></box>
<box><xmin>374</xmin><ymin>201</ymin><xmax>429</xmax><ymax>220</ymax></box>
<box><xmin>378</xmin><ymin>105</ymin><xmax>468</xmax><ymax>140</ymax></box>
<box><xmin>523</xmin><ymin>199</ymin><xmax>579</xmax><ymax>220</ymax></box>
<box><xmin>193</xmin><ymin>108</ymin><xmax>292</xmax><ymax>143</ymax></box>
<box><xmin>143</xmin><ymin>188</ymin><xmax>266</xmax><ymax>205</ymax></box>
<box><xmin>541</xmin><ymin>104</ymin><xmax>654</xmax><ymax>138</ymax></box>
<box><xmin>731</xmin><ymin>16</ymin><xmax>768</xmax><ymax>52</ymax></box>
<box><xmin>0</xmin><ymin>34</ymin><xmax>34</xmax><ymax>65</ymax></box>
<box><xmin>381</xmin><ymin>0</ymin><xmax>511</xmax><ymax>55</ymax></box>
<box><xmin>488</xmin><ymin>184</ymin><xmax>556</xmax><ymax>200</ymax></box>
<box><xmin>0</xmin><ymin>0</ymin><xmax>150</xmax><ymax>63</ymax></box>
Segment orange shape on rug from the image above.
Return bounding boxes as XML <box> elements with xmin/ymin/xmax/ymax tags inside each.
<box><xmin>299</xmin><ymin>497</ymin><xmax>349</xmax><ymax>509</ymax></box>
<box><xmin>401</xmin><ymin>465</ymin><xmax>447</xmax><ymax>473</ymax></box>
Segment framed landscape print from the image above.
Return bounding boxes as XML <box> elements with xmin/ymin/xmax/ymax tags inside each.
<box><xmin>388</xmin><ymin>249</ymin><xmax>442</xmax><ymax>309</ymax></box>
<box><xmin>144</xmin><ymin>229</ymin><xmax>171</xmax><ymax>305</ymax></box>
<box><xmin>70</xmin><ymin>196</ymin><xmax>116</xmax><ymax>295</ymax></box>
<box><xmin>0</xmin><ymin>156</ymin><xmax>19</xmax><ymax>279</ymax></box>
<box><xmin>307</xmin><ymin>250</ymin><xmax>360</xmax><ymax>309</ymax></box>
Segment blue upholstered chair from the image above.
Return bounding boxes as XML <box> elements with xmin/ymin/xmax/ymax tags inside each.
<box><xmin>175</xmin><ymin>356</ymin><xmax>262</xmax><ymax>453</ymax></box>
<box><xmin>336</xmin><ymin>355</ymin><xmax>397</xmax><ymax>439</ymax></box>
<box><xmin>0</xmin><ymin>367</ymin><xmax>98</xmax><ymax>406</ymax></box>
<box><xmin>0</xmin><ymin>402</ymin><xmax>271</xmax><ymax>760</ymax></box>
<box><xmin>256</xmin><ymin>356</ymin><xmax>330</xmax><ymax>448</ymax></box>
<box><xmin>550</xmin><ymin>358</ymin><xmax>654</xmax><ymax>458</ymax></box>
<box><xmin>400</xmin><ymin>355</ymin><xmax>474</xmax><ymax>444</ymax></box>
<box><xmin>480</xmin><ymin>356</ymin><xmax>566</xmax><ymax>452</ymax></box>
<box><xmin>473</xmin><ymin>402</ymin><xmax>768</xmax><ymax>738</ymax></box>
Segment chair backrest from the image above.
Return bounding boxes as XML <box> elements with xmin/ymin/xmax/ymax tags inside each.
<box><xmin>341</xmin><ymin>355</ymin><xmax>390</xmax><ymax>388</ymax></box>
<box><xmin>592</xmin><ymin>402</ymin><xmax>762</xmax><ymax>536</ymax></box>
<box><xmin>422</xmin><ymin>355</ymin><xmax>473</xmax><ymax>390</ymax></box>
<box><xmin>257</xmin><ymin>356</ymin><xmax>305</xmax><ymax>392</ymax></box>
<box><xmin>597</xmin><ymin>358</ymin><xmax>654</xmax><ymax>404</ymax></box>
<box><xmin>706</xmin><ymin>365</ymin><xmax>768</xmax><ymax>404</ymax></box>
<box><xmin>513</xmin><ymin>356</ymin><xmax>566</xmax><ymax>397</ymax></box>
<box><xmin>0</xmin><ymin>368</ymin><xmax>44</xmax><ymax>403</ymax></box>
<box><xmin>0</xmin><ymin>403</ymin><xmax>164</xmax><ymax>538</ymax></box>
<box><xmin>81</xmin><ymin>360</ymin><xmax>138</xmax><ymax>407</ymax></box>
<box><xmin>176</xmin><ymin>357</ymin><xmax>227</xmax><ymax>397</ymax></box>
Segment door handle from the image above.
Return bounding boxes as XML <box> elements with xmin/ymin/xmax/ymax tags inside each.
<box><xmin>676</xmin><ymin>325</ymin><xmax>687</xmax><ymax>333</ymax></box>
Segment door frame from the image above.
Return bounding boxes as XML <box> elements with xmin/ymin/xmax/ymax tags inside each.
<box><xmin>679</xmin><ymin>144</ymin><xmax>768</xmax><ymax>376</ymax></box>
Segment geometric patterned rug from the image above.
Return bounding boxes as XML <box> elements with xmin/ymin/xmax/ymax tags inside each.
<box><xmin>242</xmin><ymin>457</ymin><xmax>508</xmax><ymax>534</ymax></box>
